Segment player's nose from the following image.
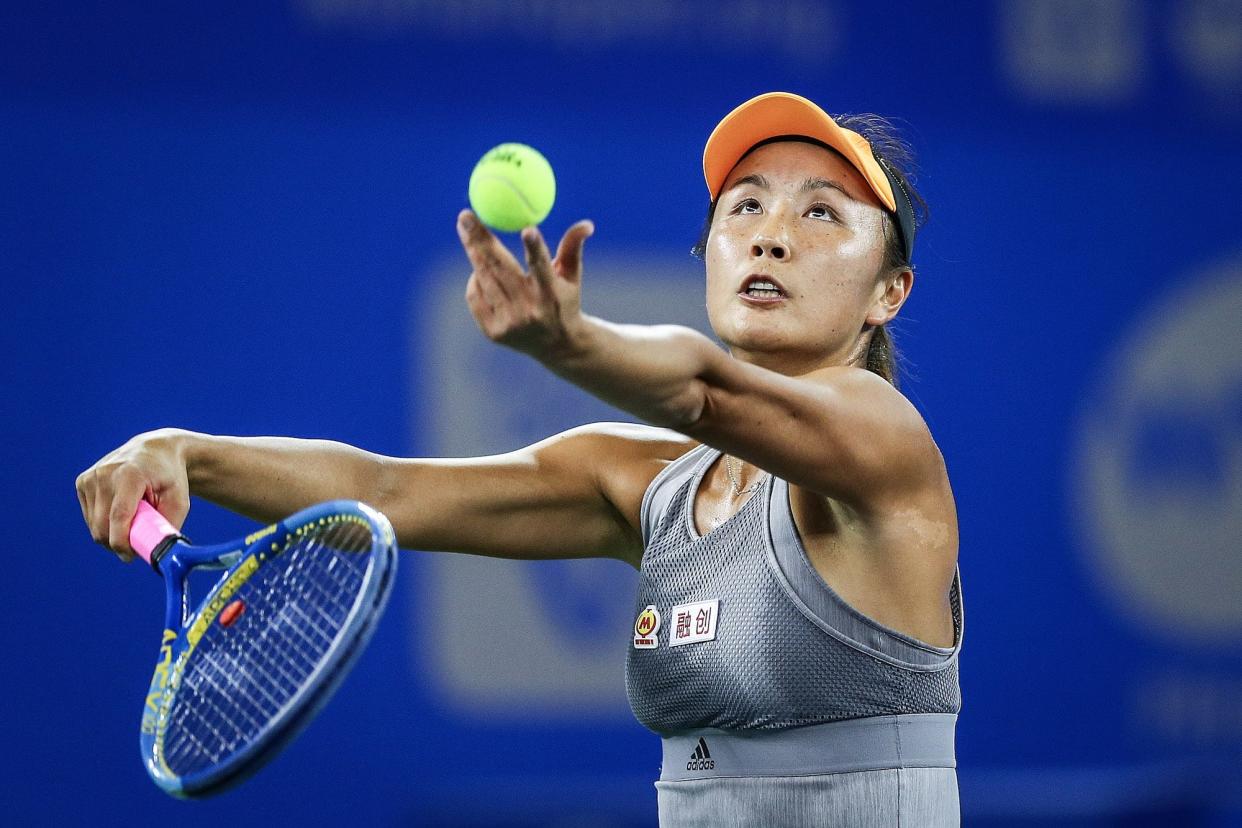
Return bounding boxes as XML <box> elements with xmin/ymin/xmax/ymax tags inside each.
<box><xmin>750</xmin><ymin>233</ymin><xmax>789</xmax><ymax>262</ymax></box>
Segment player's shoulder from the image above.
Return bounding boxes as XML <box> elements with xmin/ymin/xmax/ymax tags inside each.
<box><xmin>796</xmin><ymin>365</ymin><xmax>946</xmax><ymax>484</ymax></box>
<box><xmin>804</xmin><ymin>363</ymin><xmax>910</xmax><ymax>401</ymax></box>
<box><xmin>804</xmin><ymin>365</ymin><xmax>934</xmax><ymax>436</ymax></box>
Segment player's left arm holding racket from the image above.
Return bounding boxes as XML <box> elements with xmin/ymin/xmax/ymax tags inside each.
<box><xmin>76</xmin><ymin>418</ymin><xmax>671</xmax><ymax>568</ymax></box>
<box><xmin>77</xmin><ymin>431</ymin><xmax>385</xmax><ymax>563</ymax></box>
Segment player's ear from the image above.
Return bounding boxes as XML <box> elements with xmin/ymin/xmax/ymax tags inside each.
<box><xmin>865</xmin><ymin>268</ymin><xmax>912</xmax><ymax>327</ymax></box>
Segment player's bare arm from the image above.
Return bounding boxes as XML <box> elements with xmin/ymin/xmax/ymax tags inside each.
<box><xmin>76</xmin><ymin>423</ymin><xmax>693</xmax><ymax>567</ymax></box>
<box><xmin>374</xmin><ymin>421</ymin><xmax>693</xmax><ymax>566</ymax></box>
<box><xmin>76</xmin><ymin>429</ymin><xmax>386</xmax><ymax>561</ymax></box>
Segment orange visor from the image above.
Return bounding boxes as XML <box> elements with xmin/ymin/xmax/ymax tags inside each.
<box><xmin>703</xmin><ymin>91</ymin><xmax>895</xmax><ymax>210</ymax></box>
<box><xmin>702</xmin><ymin>91</ymin><xmax>914</xmax><ymax>261</ymax></box>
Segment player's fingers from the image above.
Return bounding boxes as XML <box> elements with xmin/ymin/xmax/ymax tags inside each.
<box><xmin>465</xmin><ymin>274</ymin><xmax>491</xmax><ymax>317</ymax></box>
<box><xmin>159</xmin><ymin>487</ymin><xmax>191</xmax><ymax>531</ymax></box>
<box><xmin>465</xmin><ymin>284</ymin><xmax>494</xmax><ymax>337</ymax></box>
<box><xmin>108</xmin><ymin>467</ymin><xmax>145</xmax><ymax>562</ymax></box>
<box><xmin>521</xmin><ymin>227</ymin><xmax>555</xmax><ymax>292</ymax></box>
<box><xmin>467</xmin><ymin>270</ymin><xmax>512</xmax><ymax>339</ymax></box>
<box><xmin>457</xmin><ymin>210</ymin><xmax>521</xmax><ymax>282</ymax></box>
<box><xmin>554</xmin><ymin>220</ymin><xmax>595</xmax><ymax>282</ymax></box>
<box><xmin>473</xmin><ymin>265</ymin><xmax>512</xmax><ymax>323</ymax></box>
<box><xmin>90</xmin><ymin>469</ymin><xmax>114</xmax><ymax>549</ymax></box>
<box><xmin>456</xmin><ymin>214</ymin><xmax>515</xmax><ymax>309</ymax></box>
<box><xmin>75</xmin><ymin>470</ymin><xmax>89</xmax><ymax>521</ymax></box>
<box><xmin>76</xmin><ymin>469</ymin><xmax>97</xmax><ymax>541</ymax></box>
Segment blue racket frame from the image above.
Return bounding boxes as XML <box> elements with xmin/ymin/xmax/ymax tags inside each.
<box><xmin>138</xmin><ymin>499</ymin><xmax>397</xmax><ymax>797</ymax></box>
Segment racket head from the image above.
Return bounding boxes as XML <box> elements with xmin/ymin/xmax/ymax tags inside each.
<box><xmin>138</xmin><ymin>499</ymin><xmax>397</xmax><ymax>797</ymax></box>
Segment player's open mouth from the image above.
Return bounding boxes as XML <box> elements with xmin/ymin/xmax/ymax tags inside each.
<box><xmin>738</xmin><ymin>275</ymin><xmax>787</xmax><ymax>303</ymax></box>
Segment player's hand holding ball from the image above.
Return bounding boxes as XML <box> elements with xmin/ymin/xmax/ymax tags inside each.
<box><xmin>458</xmin><ymin>142</ymin><xmax>594</xmax><ymax>362</ymax></box>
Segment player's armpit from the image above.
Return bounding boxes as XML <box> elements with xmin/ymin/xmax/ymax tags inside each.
<box><xmin>374</xmin><ymin>422</ymin><xmax>691</xmax><ymax>567</ymax></box>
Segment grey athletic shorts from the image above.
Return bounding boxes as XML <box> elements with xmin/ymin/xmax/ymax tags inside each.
<box><xmin>655</xmin><ymin>714</ymin><xmax>960</xmax><ymax>827</ymax></box>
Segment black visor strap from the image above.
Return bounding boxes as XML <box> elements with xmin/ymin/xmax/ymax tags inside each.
<box><xmin>876</xmin><ymin>157</ymin><xmax>915</xmax><ymax>265</ymax></box>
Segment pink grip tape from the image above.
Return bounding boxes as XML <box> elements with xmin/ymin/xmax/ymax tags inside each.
<box><xmin>129</xmin><ymin>500</ymin><xmax>179</xmax><ymax>565</ymax></box>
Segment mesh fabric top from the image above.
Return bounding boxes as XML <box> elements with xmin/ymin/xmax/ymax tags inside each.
<box><xmin>625</xmin><ymin>444</ymin><xmax>963</xmax><ymax>734</ymax></box>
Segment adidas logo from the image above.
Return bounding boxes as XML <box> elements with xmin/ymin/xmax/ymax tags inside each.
<box><xmin>686</xmin><ymin>737</ymin><xmax>715</xmax><ymax>771</ymax></box>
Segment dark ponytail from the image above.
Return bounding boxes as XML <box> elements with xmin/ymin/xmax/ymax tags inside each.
<box><xmin>865</xmin><ymin>323</ymin><xmax>899</xmax><ymax>388</ymax></box>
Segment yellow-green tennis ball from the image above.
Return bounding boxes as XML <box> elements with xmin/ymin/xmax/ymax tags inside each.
<box><xmin>468</xmin><ymin>143</ymin><xmax>556</xmax><ymax>233</ymax></box>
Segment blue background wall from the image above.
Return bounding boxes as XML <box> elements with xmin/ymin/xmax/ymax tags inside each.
<box><xmin>4</xmin><ymin>1</ymin><xmax>1242</xmax><ymax>825</ymax></box>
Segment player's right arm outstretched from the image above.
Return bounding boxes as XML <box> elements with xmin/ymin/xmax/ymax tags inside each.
<box><xmin>77</xmin><ymin>423</ymin><xmax>688</xmax><ymax>567</ymax></box>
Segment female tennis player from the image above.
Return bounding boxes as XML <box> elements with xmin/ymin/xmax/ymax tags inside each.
<box><xmin>78</xmin><ymin>92</ymin><xmax>962</xmax><ymax>826</ymax></box>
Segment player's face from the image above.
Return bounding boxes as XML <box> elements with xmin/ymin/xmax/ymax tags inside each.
<box><xmin>704</xmin><ymin>140</ymin><xmax>896</xmax><ymax>372</ymax></box>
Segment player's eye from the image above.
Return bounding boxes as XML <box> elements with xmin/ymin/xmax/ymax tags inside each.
<box><xmin>806</xmin><ymin>203</ymin><xmax>837</xmax><ymax>221</ymax></box>
<box><xmin>730</xmin><ymin>197</ymin><xmax>762</xmax><ymax>215</ymax></box>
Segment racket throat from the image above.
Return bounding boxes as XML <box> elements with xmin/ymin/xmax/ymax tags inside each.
<box><xmin>148</xmin><ymin>534</ymin><xmax>185</xmax><ymax>575</ymax></box>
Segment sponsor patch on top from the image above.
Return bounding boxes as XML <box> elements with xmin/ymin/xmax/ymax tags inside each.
<box><xmin>633</xmin><ymin>605</ymin><xmax>660</xmax><ymax>649</ymax></box>
<box><xmin>669</xmin><ymin>599</ymin><xmax>719</xmax><ymax>647</ymax></box>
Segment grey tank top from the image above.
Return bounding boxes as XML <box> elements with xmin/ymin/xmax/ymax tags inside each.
<box><xmin>625</xmin><ymin>443</ymin><xmax>964</xmax><ymax>734</ymax></box>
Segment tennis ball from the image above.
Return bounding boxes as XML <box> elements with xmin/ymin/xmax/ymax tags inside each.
<box><xmin>468</xmin><ymin>143</ymin><xmax>556</xmax><ymax>232</ymax></box>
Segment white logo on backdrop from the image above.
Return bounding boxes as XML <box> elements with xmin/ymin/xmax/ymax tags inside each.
<box><xmin>411</xmin><ymin>253</ymin><xmax>713</xmax><ymax>717</ymax></box>
<box><xmin>1075</xmin><ymin>257</ymin><xmax>1242</xmax><ymax>644</ymax></box>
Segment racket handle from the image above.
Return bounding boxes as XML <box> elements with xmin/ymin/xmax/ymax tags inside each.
<box><xmin>129</xmin><ymin>500</ymin><xmax>180</xmax><ymax>566</ymax></box>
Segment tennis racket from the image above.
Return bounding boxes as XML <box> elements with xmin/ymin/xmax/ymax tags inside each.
<box><xmin>127</xmin><ymin>498</ymin><xmax>398</xmax><ymax>797</ymax></box>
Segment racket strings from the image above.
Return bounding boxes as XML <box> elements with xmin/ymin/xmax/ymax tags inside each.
<box><xmin>161</xmin><ymin>519</ymin><xmax>376</xmax><ymax>776</ymax></box>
